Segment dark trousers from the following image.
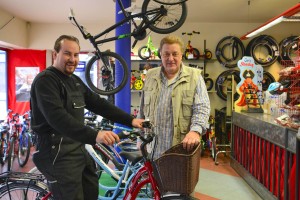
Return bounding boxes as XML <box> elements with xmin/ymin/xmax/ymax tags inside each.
<box><xmin>33</xmin><ymin>145</ymin><xmax>98</xmax><ymax>200</ymax></box>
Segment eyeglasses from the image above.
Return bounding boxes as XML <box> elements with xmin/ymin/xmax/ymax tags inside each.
<box><xmin>161</xmin><ymin>52</ymin><xmax>181</xmax><ymax>58</ymax></box>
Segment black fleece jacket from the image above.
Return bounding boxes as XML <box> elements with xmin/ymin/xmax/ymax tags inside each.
<box><xmin>30</xmin><ymin>66</ymin><xmax>134</xmax><ymax>146</ymax></box>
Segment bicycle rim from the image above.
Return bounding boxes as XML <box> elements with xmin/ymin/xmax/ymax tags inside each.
<box><xmin>18</xmin><ymin>132</ymin><xmax>31</xmax><ymax>167</ymax></box>
<box><xmin>142</xmin><ymin>0</ymin><xmax>187</xmax><ymax>34</ymax></box>
<box><xmin>0</xmin><ymin>134</ymin><xmax>9</xmax><ymax>165</ymax></box>
<box><xmin>85</xmin><ymin>51</ymin><xmax>129</xmax><ymax>95</ymax></box>
<box><xmin>0</xmin><ymin>182</ymin><xmax>53</xmax><ymax>200</ymax></box>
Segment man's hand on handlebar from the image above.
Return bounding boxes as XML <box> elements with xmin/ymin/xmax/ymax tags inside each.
<box><xmin>96</xmin><ymin>130</ymin><xmax>120</xmax><ymax>146</ymax></box>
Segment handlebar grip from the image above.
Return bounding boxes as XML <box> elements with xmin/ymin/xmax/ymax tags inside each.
<box><xmin>193</xmin><ymin>31</ymin><xmax>200</xmax><ymax>34</ymax></box>
<box><xmin>118</xmin><ymin>131</ymin><xmax>130</xmax><ymax>140</ymax></box>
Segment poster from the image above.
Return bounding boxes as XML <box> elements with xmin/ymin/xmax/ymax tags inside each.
<box><xmin>15</xmin><ymin>67</ymin><xmax>39</xmax><ymax>102</ymax></box>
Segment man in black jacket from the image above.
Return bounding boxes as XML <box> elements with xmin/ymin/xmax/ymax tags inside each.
<box><xmin>30</xmin><ymin>35</ymin><xmax>144</xmax><ymax>200</ymax></box>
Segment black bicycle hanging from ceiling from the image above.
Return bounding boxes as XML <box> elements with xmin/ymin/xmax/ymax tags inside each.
<box><xmin>245</xmin><ymin>35</ymin><xmax>279</xmax><ymax>67</ymax></box>
<box><xmin>69</xmin><ymin>0</ymin><xmax>188</xmax><ymax>95</ymax></box>
<box><xmin>215</xmin><ymin>36</ymin><xmax>245</xmax><ymax>68</ymax></box>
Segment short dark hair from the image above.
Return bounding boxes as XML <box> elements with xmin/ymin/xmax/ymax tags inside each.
<box><xmin>54</xmin><ymin>35</ymin><xmax>80</xmax><ymax>52</ymax></box>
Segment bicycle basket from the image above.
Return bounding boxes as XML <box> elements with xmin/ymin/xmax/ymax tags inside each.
<box><xmin>154</xmin><ymin>143</ymin><xmax>201</xmax><ymax>194</ymax></box>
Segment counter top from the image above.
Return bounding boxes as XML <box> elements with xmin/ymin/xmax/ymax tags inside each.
<box><xmin>232</xmin><ymin>111</ymin><xmax>298</xmax><ymax>152</ymax></box>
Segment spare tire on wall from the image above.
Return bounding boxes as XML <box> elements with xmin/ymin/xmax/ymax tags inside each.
<box><xmin>245</xmin><ymin>35</ymin><xmax>279</xmax><ymax>67</ymax></box>
<box><xmin>215</xmin><ymin>36</ymin><xmax>245</xmax><ymax>68</ymax></box>
<box><xmin>215</xmin><ymin>69</ymin><xmax>241</xmax><ymax>101</ymax></box>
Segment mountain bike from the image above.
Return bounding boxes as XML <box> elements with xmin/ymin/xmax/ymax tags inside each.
<box><xmin>138</xmin><ymin>35</ymin><xmax>161</xmax><ymax>60</ymax></box>
<box><xmin>69</xmin><ymin>0</ymin><xmax>187</xmax><ymax>95</ymax></box>
<box><xmin>182</xmin><ymin>31</ymin><xmax>212</xmax><ymax>60</ymax></box>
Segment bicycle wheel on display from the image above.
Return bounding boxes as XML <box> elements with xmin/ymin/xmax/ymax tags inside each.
<box><xmin>0</xmin><ymin>182</ymin><xmax>53</xmax><ymax>200</ymax></box>
<box><xmin>85</xmin><ymin>51</ymin><xmax>129</xmax><ymax>95</ymax></box>
<box><xmin>262</xmin><ymin>71</ymin><xmax>276</xmax><ymax>91</ymax></box>
<box><xmin>18</xmin><ymin>132</ymin><xmax>31</xmax><ymax>167</ymax></box>
<box><xmin>138</xmin><ymin>46</ymin><xmax>151</xmax><ymax>60</ymax></box>
<box><xmin>133</xmin><ymin>79</ymin><xmax>144</xmax><ymax>90</ymax></box>
<box><xmin>142</xmin><ymin>0</ymin><xmax>187</xmax><ymax>34</ymax></box>
<box><xmin>205</xmin><ymin>49</ymin><xmax>213</xmax><ymax>60</ymax></box>
<box><xmin>245</xmin><ymin>35</ymin><xmax>279</xmax><ymax>67</ymax></box>
<box><xmin>215</xmin><ymin>36</ymin><xmax>245</xmax><ymax>68</ymax></box>
<box><xmin>215</xmin><ymin>70</ymin><xmax>241</xmax><ymax>101</ymax></box>
<box><xmin>204</xmin><ymin>77</ymin><xmax>214</xmax><ymax>91</ymax></box>
<box><xmin>7</xmin><ymin>137</ymin><xmax>17</xmax><ymax>171</ymax></box>
<box><xmin>184</xmin><ymin>48</ymin><xmax>200</xmax><ymax>60</ymax></box>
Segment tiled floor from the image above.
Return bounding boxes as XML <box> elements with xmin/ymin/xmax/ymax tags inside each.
<box><xmin>1</xmin><ymin>148</ymin><xmax>263</xmax><ymax>200</ymax></box>
<box><xmin>195</xmin><ymin>150</ymin><xmax>262</xmax><ymax>200</ymax></box>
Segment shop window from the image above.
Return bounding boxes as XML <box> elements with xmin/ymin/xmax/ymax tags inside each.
<box><xmin>0</xmin><ymin>50</ymin><xmax>7</xmax><ymax>119</ymax></box>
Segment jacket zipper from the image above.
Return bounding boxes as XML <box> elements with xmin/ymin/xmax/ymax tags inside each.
<box><xmin>52</xmin><ymin>137</ymin><xmax>63</xmax><ymax>165</ymax></box>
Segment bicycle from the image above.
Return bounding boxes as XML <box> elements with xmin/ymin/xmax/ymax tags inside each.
<box><xmin>3</xmin><ymin>121</ymin><xmax>199</xmax><ymax>200</ymax></box>
<box><xmin>182</xmin><ymin>31</ymin><xmax>212</xmax><ymax>60</ymax></box>
<box><xmin>7</xmin><ymin>112</ymin><xmax>32</xmax><ymax>171</ymax></box>
<box><xmin>138</xmin><ymin>35</ymin><xmax>161</xmax><ymax>60</ymax></box>
<box><xmin>69</xmin><ymin>0</ymin><xmax>187</xmax><ymax>95</ymax></box>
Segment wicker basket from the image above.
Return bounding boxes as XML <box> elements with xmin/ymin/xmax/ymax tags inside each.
<box><xmin>154</xmin><ymin>143</ymin><xmax>201</xmax><ymax>194</ymax></box>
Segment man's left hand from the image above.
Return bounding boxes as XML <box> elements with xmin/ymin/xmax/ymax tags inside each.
<box><xmin>182</xmin><ymin>131</ymin><xmax>201</xmax><ymax>151</ymax></box>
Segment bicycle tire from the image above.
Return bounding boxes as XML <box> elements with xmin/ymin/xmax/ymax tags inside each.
<box><xmin>215</xmin><ymin>69</ymin><xmax>241</xmax><ymax>101</ymax></box>
<box><xmin>18</xmin><ymin>131</ymin><xmax>31</xmax><ymax>167</ymax></box>
<box><xmin>184</xmin><ymin>48</ymin><xmax>200</xmax><ymax>60</ymax></box>
<box><xmin>85</xmin><ymin>51</ymin><xmax>129</xmax><ymax>95</ymax></box>
<box><xmin>0</xmin><ymin>131</ymin><xmax>9</xmax><ymax>165</ymax></box>
<box><xmin>262</xmin><ymin>71</ymin><xmax>275</xmax><ymax>91</ymax></box>
<box><xmin>7</xmin><ymin>137</ymin><xmax>16</xmax><ymax>171</ymax></box>
<box><xmin>215</xmin><ymin>36</ymin><xmax>245</xmax><ymax>68</ymax></box>
<box><xmin>142</xmin><ymin>0</ymin><xmax>187</xmax><ymax>34</ymax></box>
<box><xmin>138</xmin><ymin>46</ymin><xmax>151</xmax><ymax>60</ymax></box>
<box><xmin>204</xmin><ymin>77</ymin><xmax>213</xmax><ymax>91</ymax></box>
<box><xmin>0</xmin><ymin>182</ymin><xmax>53</xmax><ymax>200</ymax></box>
<box><xmin>205</xmin><ymin>49</ymin><xmax>213</xmax><ymax>60</ymax></box>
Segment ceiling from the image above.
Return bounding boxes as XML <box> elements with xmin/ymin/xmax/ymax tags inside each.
<box><xmin>0</xmin><ymin>0</ymin><xmax>299</xmax><ymax>24</ymax></box>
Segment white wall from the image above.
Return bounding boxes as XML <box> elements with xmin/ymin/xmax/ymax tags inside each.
<box><xmin>0</xmin><ymin>8</ymin><xmax>28</xmax><ymax>48</ymax></box>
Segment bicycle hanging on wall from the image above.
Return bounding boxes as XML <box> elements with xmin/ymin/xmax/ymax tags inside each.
<box><xmin>69</xmin><ymin>0</ymin><xmax>188</xmax><ymax>95</ymax></box>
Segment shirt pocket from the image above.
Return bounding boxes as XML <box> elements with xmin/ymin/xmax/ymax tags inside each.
<box><xmin>182</xmin><ymin>90</ymin><xmax>193</xmax><ymax>117</ymax></box>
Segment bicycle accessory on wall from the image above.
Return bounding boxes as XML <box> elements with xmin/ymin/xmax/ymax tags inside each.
<box><xmin>215</xmin><ymin>69</ymin><xmax>241</xmax><ymax>101</ymax></box>
<box><xmin>215</xmin><ymin>36</ymin><xmax>245</xmax><ymax>68</ymax></box>
<box><xmin>245</xmin><ymin>35</ymin><xmax>279</xmax><ymax>67</ymax></box>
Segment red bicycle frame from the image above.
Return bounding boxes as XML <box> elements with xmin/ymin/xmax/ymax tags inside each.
<box><xmin>124</xmin><ymin>160</ymin><xmax>161</xmax><ymax>199</ymax></box>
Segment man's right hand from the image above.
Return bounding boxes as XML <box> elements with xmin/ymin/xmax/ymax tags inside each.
<box><xmin>96</xmin><ymin>130</ymin><xmax>120</xmax><ymax>145</ymax></box>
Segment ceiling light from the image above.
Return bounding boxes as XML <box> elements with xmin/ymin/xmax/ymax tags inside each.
<box><xmin>240</xmin><ymin>3</ymin><xmax>300</xmax><ymax>40</ymax></box>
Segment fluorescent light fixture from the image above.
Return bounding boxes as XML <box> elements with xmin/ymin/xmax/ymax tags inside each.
<box><xmin>245</xmin><ymin>16</ymin><xmax>284</xmax><ymax>38</ymax></box>
<box><xmin>240</xmin><ymin>3</ymin><xmax>300</xmax><ymax>40</ymax></box>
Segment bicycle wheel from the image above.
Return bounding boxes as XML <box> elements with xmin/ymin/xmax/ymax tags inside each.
<box><xmin>138</xmin><ymin>46</ymin><xmax>151</xmax><ymax>60</ymax></box>
<box><xmin>184</xmin><ymin>48</ymin><xmax>200</xmax><ymax>60</ymax></box>
<box><xmin>85</xmin><ymin>51</ymin><xmax>129</xmax><ymax>95</ymax></box>
<box><xmin>0</xmin><ymin>182</ymin><xmax>53</xmax><ymax>200</ymax></box>
<box><xmin>211</xmin><ymin>137</ymin><xmax>217</xmax><ymax>163</ymax></box>
<box><xmin>18</xmin><ymin>132</ymin><xmax>31</xmax><ymax>167</ymax></box>
<box><xmin>204</xmin><ymin>77</ymin><xmax>213</xmax><ymax>91</ymax></box>
<box><xmin>142</xmin><ymin>0</ymin><xmax>187</xmax><ymax>34</ymax></box>
<box><xmin>7</xmin><ymin>137</ymin><xmax>17</xmax><ymax>171</ymax></box>
<box><xmin>0</xmin><ymin>131</ymin><xmax>9</xmax><ymax>165</ymax></box>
